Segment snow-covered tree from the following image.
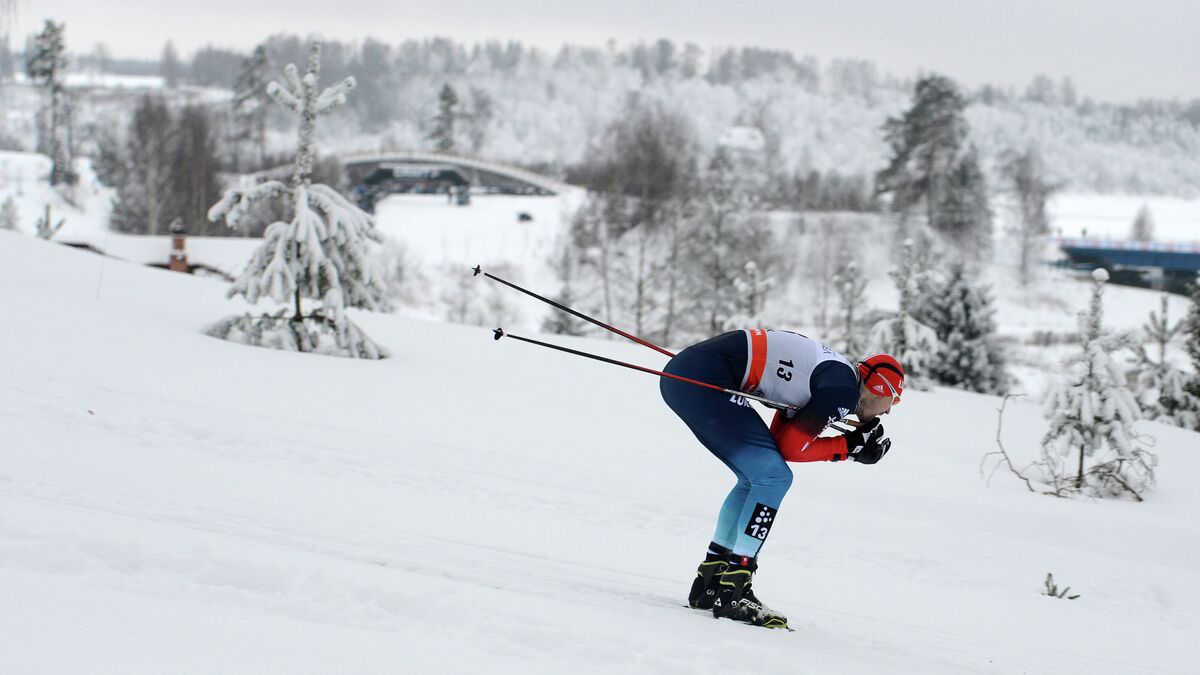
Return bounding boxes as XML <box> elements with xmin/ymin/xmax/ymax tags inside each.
<box><xmin>727</xmin><ymin>260</ymin><xmax>774</xmax><ymax>328</ymax></box>
<box><xmin>1130</xmin><ymin>204</ymin><xmax>1154</xmax><ymax>242</ymax></box>
<box><xmin>1135</xmin><ymin>294</ymin><xmax>1200</xmax><ymax>430</ymax></box>
<box><xmin>161</xmin><ymin>41</ymin><xmax>180</xmax><ymax>89</ymax></box>
<box><xmin>349</xmin><ymin>38</ymin><xmax>395</xmax><ymax>131</ymax></box>
<box><xmin>232</xmin><ymin>45</ymin><xmax>270</xmax><ymax>171</ymax></box>
<box><xmin>1187</xmin><ymin>284</ymin><xmax>1200</xmax><ymax>377</ymax></box>
<box><xmin>0</xmin><ymin>196</ymin><xmax>17</xmax><ymax>231</ymax></box>
<box><xmin>207</xmin><ymin>42</ymin><xmax>389</xmax><ymax>359</ymax></box>
<box><xmin>868</xmin><ymin>237</ymin><xmax>939</xmax><ymax>388</ymax></box>
<box><xmin>933</xmin><ymin>145</ymin><xmax>992</xmax><ymax>256</ymax></box>
<box><xmin>25</xmin><ymin>20</ymin><xmax>74</xmax><ymax>186</ymax></box>
<box><xmin>692</xmin><ymin>147</ymin><xmax>757</xmax><ymax>333</ymax></box>
<box><xmin>876</xmin><ymin>75</ymin><xmax>968</xmax><ymax>227</ymax></box>
<box><xmin>921</xmin><ymin>260</ymin><xmax>1009</xmax><ymax>394</ymax></box>
<box><xmin>1000</xmin><ymin>147</ymin><xmax>1058</xmax><ymax>285</ymax></box>
<box><xmin>542</xmin><ymin>244</ymin><xmax>587</xmax><ymax>336</ymax></box>
<box><xmin>466</xmin><ymin>87</ymin><xmax>494</xmax><ymax>154</ymax></box>
<box><xmin>1040</xmin><ymin>268</ymin><xmax>1155</xmax><ymax>501</ymax></box>
<box><xmin>1133</xmin><ymin>295</ymin><xmax>1200</xmax><ymax>429</ymax></box>
<box><xmin>429</xmin><ymin>83</ymin><xmax>458</xmax><ymax>153</ymax></box>
<box><xmin>172</xmin><ymin>105</ymin><xmax>222</xmax><ymax>235</ymax></box>
<box><xmin>831</xmin><ymin>259</ymin><xmax>869</xmax><ymax>359</ymax></box>
<box><xmin>0</xmin><ymin>35</ymin><xmax>15</xmax><ymax>83</ymax></box>
<box><xmin>109</xmin><ymin>96</ymin><xmax>174</xmax><ymax>235</ymax></box>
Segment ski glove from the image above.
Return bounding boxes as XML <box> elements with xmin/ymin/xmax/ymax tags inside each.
<box><xmin>845</xmin><ymin>418</ymin><xmax>891</xmax><ymax>465</ymax></box>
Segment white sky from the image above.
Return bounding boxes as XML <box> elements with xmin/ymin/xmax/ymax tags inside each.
<box><xmin>12</xmin><ymin>0</ymin><xmax>1200</xmax><ymax>103</ymax></box>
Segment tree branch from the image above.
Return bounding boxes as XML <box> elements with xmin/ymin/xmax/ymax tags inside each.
<box><xmin>981</xmin><ymin>394</ymin><xmax>1037</xmax><ymax>492</ymax></box>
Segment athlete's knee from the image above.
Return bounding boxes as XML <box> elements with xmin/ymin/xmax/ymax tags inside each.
<box><xmin>750</xmin><ymin>463</ymin><xmax>793</xmax><ymax>490</ymax></box>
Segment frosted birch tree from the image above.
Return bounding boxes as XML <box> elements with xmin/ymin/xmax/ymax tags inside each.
<box><xmin>1040</xmin><ymin>269</ymin><xmax>1155</xmax><ymax>500</ymax></box>
<box><xmin>207</xmin><ymin>42</ymin><xmax>389</xmax><ymax>359</ymax></box>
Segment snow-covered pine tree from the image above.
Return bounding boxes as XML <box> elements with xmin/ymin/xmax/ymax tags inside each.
<box><xmin>207</xmin><ymin>42</ymin><xmax>389</xmax><ymax>359</ymax></box>
<box><xmin>0</xmin><ymin>35</ymin><xmax>14</xmax><ymax>83</ymax></box>
<box><xmin>726</xmin><ymin>260</ymin><xmax>774</xmax><ymax>329</ymax></box>
<box><xmin>934</xmin><ymin>145</ymin><xmax>993</xmax><ymax>257</ymax></box>
<box><xmin>0</xmin><ymin>196</ymin><xmax>17</xmax><ymax>230</ymax></box>
<box><xmin>922</xmin><ymin>260</ymin><xmax>1009</xmax><ymax>394</ymax></box>
<box><xmin>161</xmin><ymin>41</ymin><xmax>181</xmax><ymax>89</ymax></box>
<box><xmin>109</xmin><ymin>96</ymin><xmax>174</xmax><ymax>235</ymax></box>
<box><xmin>831</xmin><ymin>259</ymin><xmax>869</xmax><ymax>359</ymax></box>
<box><xmin>692</xmin><ymin>147</ymin><xmax>756</xmax><ymax>334</ymax></box>
<box><xmin>876</xmin><ymin>74</ymin><xmax>968</xmax><ymax>228</ymax></box>
<box><xmin>867</xmin><ymin>237</ymin><xmax>938</xmax><ymax>388</ymax></box>
<box><xmin>1184</xmin><ymin>283</ymin><xmax>1200</xmax><ymax>411</ymax></box>
<box><xmin>232</xmin><ymin>44</ymin><xmax>270</xmax><ymax>171</ymax></box>
<box><xmin>1134</xmin><ymin>296</ymin><xmax>1200</xmax><ymax>428</ymax></box>
<box><xmin>1040</xmin><ymin>268</ymin><xmax>1156</xmax><ymax>500</ymax></box>
<box><xmin>542</xmin><ymin>244</ymin><xmax>587</xmax><ymax>336</ymax></box>
<box><xmin>25</xmin><ymin>20</ymin><xmax>74</xmax><ymax>186</ymax></box>
<box><xmin>1187</xmin><ymin>283</ymin><xmax>1200</xmax><ymax>379</ymax></box>
<box><xmin>1130</xmin><ymin>204</ymin><xmax>1154</xmax><ymax>242</ymax></box>
<box><xmin>172</xmin><ymin>105</ymin><xmax>222</xmax><ymax>235</ymax></box>
<box><xmin>1135</xmin><ymin>290</ymin><xmax>1200</xmax><ymax>430</ymax></box>
<box><xmin>429</xmin><ymin>84</ymin><xmax>458</xmax><ymax>153</ymax></box>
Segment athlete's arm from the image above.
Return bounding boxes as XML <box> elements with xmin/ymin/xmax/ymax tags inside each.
<box><xmin>769</xmin><ymin>361</ymin><xmax>859</xmax><ymax>463</ymax></box>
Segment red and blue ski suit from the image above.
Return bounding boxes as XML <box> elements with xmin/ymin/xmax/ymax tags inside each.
<box><xmin>661</xmin><ymin>329</ymin><xmax>860</xmax><ymax>558</ymax></box>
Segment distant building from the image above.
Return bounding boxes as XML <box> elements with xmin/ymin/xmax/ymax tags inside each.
<box><xmin>716</xmin><ymin>125</ymin><xmax>768</xmax><ymax>178</ymax></box>
<box><xmin>717</xmin><ymin>126</ymin><xmax>766</xmax><ymax>155</ymax></box>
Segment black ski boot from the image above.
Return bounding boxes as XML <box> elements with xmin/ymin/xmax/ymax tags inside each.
<box><xmin>711</xmin><ymin>555</ymin><xmax>789</xmax><ymax>629</ymax></box>
<box><xmin>688</xmin><ymin>552</ymin><xmax>729</xmax><ymax>610</ymax></box>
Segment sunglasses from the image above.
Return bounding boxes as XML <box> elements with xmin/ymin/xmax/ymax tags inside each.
<box><xmin>861</xmin><ymin>361</ymin><xmax>903</xmax><ymax>406</ymax></box>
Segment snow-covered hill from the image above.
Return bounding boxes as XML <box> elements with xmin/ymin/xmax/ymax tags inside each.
<box><xmin>2</xmin><ymin>231</ymin><xmax>1198</xmax><ymax>673</ymax></box>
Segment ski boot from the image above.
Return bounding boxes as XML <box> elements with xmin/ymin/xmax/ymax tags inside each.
<box><xmin>687</xmin><ymin>551</ymin><xmax>729</xmax><ymax>610</ymax></box>
<box><xmin>711</xmin><ymin>555</ymin><xmax>789</xmax><ymax>629</ymax></box>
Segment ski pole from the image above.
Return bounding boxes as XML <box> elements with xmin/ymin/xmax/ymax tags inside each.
<box><xmin>493</xmin><ymin>328</ymin><xmax>799</xmax><ymax>411</ymax></box>
<box><xmin>473</xmin><ymin>265</ymin><xmax>676</xmax><ymax>358</ymax></box>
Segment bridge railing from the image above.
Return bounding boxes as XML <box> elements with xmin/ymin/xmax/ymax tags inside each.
<box><xmin>1057</xmin><ymin>237</ymin><xmax>1200</xmax><ymax>254</ymax></box>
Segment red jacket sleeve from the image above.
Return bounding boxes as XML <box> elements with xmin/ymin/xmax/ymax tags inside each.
<box><xmin>769</xmin><ymin>411</ymin><xmax>850</xmax><ymax>463</ymax></box>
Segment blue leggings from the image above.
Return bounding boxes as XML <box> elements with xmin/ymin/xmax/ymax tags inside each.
<box><xmin>660</xmin><ymin>332</ymin><xmax>793</xmax><ymax>558</ymax></box>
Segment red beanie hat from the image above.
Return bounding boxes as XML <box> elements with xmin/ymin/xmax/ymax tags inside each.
<box><xmin>857</xmin><ymin>354</ymin><xmax>905</xmax><ymax>401</ymax></box>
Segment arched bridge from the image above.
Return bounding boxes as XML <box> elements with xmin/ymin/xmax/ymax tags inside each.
<box><xmin>342</xmin><ymin>151</ymin><xmax>569</xmax><ymax>212</ymax></box>
<box><xmin>243</xmin><ymin>151</ymin><xmax>570</xmax><ymax>213</ymax></box>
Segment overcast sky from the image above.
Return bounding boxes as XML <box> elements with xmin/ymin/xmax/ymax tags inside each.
<box><xmin>14</xmin><ymin>0</ymin><xmax>1200</xmax><ymax>103</ymax></box>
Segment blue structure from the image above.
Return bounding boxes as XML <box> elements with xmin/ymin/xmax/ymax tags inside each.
<box><xmin>1057</xmin><ymin>238</ymin><xmax>1200</xmax><ymax>293</ymax></box>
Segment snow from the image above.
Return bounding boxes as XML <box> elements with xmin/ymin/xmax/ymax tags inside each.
<box><xmin>1047</xmin><ymin>193</ymin><xmax>1200</xmax><ymax>242</ymax></box>
<box><xmin>371</xmin><ymin>190</ymin><xmax>586</xmax><ymax>320</ymax></box>
<box><xmin>2</xmin><ymin>230</ymin><xmax>1199</xmax><ymax>673</ymax></box>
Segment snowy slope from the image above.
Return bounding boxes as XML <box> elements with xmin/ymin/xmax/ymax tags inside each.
<box><xmin>2</xmin><ymin>231</ymin><xmax>1199</xmax><ymax>674</ymax></box>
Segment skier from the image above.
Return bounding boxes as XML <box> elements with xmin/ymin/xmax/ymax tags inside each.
<box><xmin>660</xmin><ymin>329</ymin><xmax>902</xmax><ymax>629</ymax></box>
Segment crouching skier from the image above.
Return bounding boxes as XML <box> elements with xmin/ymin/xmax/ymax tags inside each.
<box><xmin>660</xmin><ymin>329</ymin><xmax>903</xmax><ymax>629</ymax></box>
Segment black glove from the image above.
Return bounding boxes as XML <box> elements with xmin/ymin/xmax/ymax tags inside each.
<box><xmin>845</xmin><ymin>419</ymin><xmax>891</xmax><ymax>465</ymax></box>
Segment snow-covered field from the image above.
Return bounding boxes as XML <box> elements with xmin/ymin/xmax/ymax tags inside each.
<box><xmin>2</xmin><ymin>224</ymin><xmax>1200</xmax><ymax>673</ymax></box>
